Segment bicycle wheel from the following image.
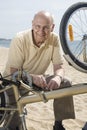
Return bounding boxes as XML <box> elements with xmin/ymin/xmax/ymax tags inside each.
<box><xmin>59</xmin><ymin>2</ymin><xmax>87</xmax><ymax>72</ymax></box>
<box><xmin>0</xmin><ymin>85</ymin><xmax>7</xmax><ymax>125</ymax></box>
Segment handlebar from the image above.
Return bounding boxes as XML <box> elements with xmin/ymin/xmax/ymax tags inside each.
<box><xmin>0</xmin><ymin>73</ymin><xmax>21</xmax><ymax>87</ymax></box>
<box><xmin>0</xmin><ymin>71</ymin><xmax>32</xmax><ymax>89</ymax></box>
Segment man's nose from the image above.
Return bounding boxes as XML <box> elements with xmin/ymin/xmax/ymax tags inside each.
<box><xmin>39</xmin><ymin>27</ymin><xmax>45</xmax><ymax>32</ymax></box>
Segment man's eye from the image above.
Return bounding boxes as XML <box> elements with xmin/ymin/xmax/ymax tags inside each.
<box><xmin>35</xmin><ymin>25</ymin><xmax>40</xmax><ymax>29</ymax></box>
<box><xmin>44</xmin><ymin>26</ymin><xmax>49</xmax><ymax>29</ymax></box>
<box><xmin>34</xmin><ymin>25</ymin><xmax>50</xmax><ymax>31</ymax></box>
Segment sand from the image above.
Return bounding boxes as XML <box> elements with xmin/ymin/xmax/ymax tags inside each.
<box><xmin>0</xmin><ymin>47</ymin><xmax>87</xmax><ymax>130</ymax></box>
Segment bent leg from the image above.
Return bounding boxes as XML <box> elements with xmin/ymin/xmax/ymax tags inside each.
<box><xmin>53</xmin><ymin>78</ymin><xmax>75</xmax><ymax>120</ymax></box>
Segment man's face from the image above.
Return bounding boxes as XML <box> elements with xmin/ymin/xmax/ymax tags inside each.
<box><xmin>32</xmin><ymin>16</ymin><xmax>54</xmax><ymax>46</ymax></box>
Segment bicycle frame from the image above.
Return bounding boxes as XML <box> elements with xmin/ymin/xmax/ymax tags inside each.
<box><xmin>0</xmin><ymin>80</ymin><xmax>87</xmax><ymax>130</ymax></box>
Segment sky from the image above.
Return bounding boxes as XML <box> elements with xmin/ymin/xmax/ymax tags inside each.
<box><xmin>0</xmin><ymin>0</ymin><xmax>87</xmax><ymax>39</ymax></box>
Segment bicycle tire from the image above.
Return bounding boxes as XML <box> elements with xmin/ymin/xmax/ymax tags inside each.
<box><xmin>0</xmin><ymin>85</ymin><xmax>7</xmax><ymax>125</ymax></box>
<box><xmin>59</xmin><ymin>2</ymin><xmax>87</xmax><ymax>72</ymax></box>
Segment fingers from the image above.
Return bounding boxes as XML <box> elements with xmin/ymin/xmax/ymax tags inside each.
<box><xmin>47</xmin><ymin>77</ymin><xmax>61</xmax><ymax>90</ymax></box>
<box><xmin>40</xmin><ymin>76</ymin><xmax>47</xmax><ymax>88</ymax></box>
<box><xmin>32</xmin><ymin>75</ymin><xmax>61</xmax><ymax>90</ymax></box>
<box><xmin>32</xmin><ymin>75</ymin><xmax>47</xmax><ymax>88</ymax></box>
<box><xmin>47</xmin><ymin>80</ymin><xmax>59</xmax><ymax>90</ymax></box>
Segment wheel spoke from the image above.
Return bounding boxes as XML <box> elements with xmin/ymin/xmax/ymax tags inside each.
<box><xmin>59</xmin><ymin>2</ymin><xmax>87</xmax><ymax>72</ymax></box>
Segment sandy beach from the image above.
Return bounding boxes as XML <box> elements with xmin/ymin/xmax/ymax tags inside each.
<box><xmin>0</xmin><ymin>47</ymin><xmax>87</xmax><ymax>130</ymax></box>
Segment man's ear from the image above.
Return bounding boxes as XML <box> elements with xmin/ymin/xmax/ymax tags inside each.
<box><xmin>51</xmin><ymin>24</ymin><xmax>55</xmax><ymax>32</ymax></box>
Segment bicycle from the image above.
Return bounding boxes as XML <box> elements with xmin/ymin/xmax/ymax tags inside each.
<box><xmin>0</xmin><ymin>70</ymin><xmax>87</xmax><ymax>130</ymax></box>
<box><xmin>59</xmin><ymin>3</ymin><xmax>87</xmax><ymax>128</ymax></box>
<box><xmin>0</xmin><ymin>2</ymin><xmax>87</xmax><ymax>130</ymax></box>
<box><xmin>59</xmin><ymin>2</ymin><xmax>87</xmax><ymax>73</ymax></box>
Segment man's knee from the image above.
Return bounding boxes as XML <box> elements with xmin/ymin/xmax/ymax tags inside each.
<box><xmin>60</xmin><ymin>77</ymin><xmax>72</xmax><ymax>88</ymax></box>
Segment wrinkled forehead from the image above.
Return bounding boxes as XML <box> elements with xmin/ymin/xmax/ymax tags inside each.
<box><xmin>33</xmin><ymin>12</ymin><xmax>53</xmax><ymax>25</ymax></box>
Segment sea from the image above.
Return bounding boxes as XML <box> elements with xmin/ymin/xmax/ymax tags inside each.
<box><xmin>0</xmin><ymin>39</ymin><xmax>11</xmax><ymax>48</ymax></box>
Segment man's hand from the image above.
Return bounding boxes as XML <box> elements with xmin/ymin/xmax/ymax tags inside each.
<box><xmin>47</xmin><ymin>76</ymin><xmax>61</xmax><ymax>90</ymax></box>
<box><xmin>32</xmin><ymin>75</ymin><xmax>62</xmax><ymax>90</ymax></box>
<box><xmin>32</xmin><ymin>75</ymin><xmax>47</xmax><ymax>88</ymax></box>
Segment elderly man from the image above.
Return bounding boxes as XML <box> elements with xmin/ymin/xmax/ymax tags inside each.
<box><xmin>3</xmin><ymin>11</ymin><xmax>75</xmax><ymax>130</ymax></box>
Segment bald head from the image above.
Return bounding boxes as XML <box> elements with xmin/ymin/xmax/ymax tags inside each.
<box><xmin>32</xmin><ymin>11</ymin><xmax>55</xmax><ymax>47</ymax></box>
<box><xmin>33</xmin><ymin>11</ymin><xmax>54</xmax><ymax>25</ymax></box>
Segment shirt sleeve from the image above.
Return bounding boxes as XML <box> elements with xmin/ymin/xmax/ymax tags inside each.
<box><xmin>52</xmin><ymin>36</ymin><xmax>64</xmax><ymax>64</ymax></box>
<box><xmin>7</xmin><ymin>36</ymin><xmax>24</xmax><ymax>69</ymax></box>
